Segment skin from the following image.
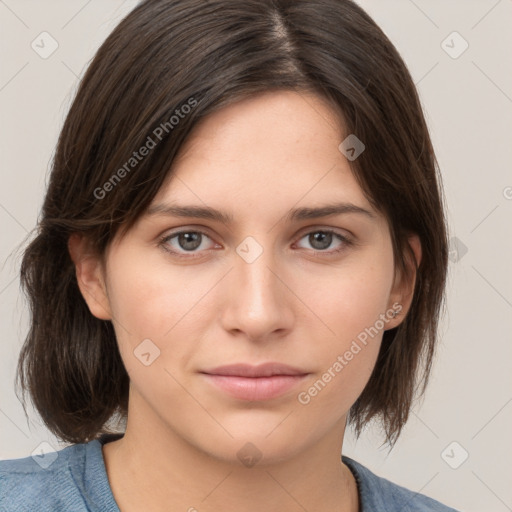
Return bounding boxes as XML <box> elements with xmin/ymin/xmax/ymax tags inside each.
<box><xmin>69</xmin><ymin>90</ymin><xmax>421</xmax><ymax>512</ymax></box>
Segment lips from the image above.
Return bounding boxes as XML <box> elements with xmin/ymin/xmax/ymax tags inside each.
<box><xmin>199</xmin><ymin>363</ymin><xmax>309</xmax><ymax>401</ymax></box>
<box><xmin>200</xmin><ymin>362</ymin><xmax>308</xmax><ymax>378</ymax></box>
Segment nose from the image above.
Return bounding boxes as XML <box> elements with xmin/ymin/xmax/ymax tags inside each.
<box><xmin>220</xmin><ymin>240</ymin><xmax>295</xmax><ymax>343</ymax></box>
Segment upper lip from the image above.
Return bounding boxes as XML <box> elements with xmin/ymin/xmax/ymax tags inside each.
<box><xmin>200</xmin><ymin>363</ymin><xmax>308</xmax><ymax>377</ymax></box>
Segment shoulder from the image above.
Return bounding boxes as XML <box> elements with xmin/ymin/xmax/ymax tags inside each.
<box><xmin>0</xmin><ymin>442</ymin><xmax>94</xmax><ymax>512</ymax></box>
<box><xmin>342</xmin><ymin>456</ymin><xmax>461</xmax><ymax>512</ymax></box>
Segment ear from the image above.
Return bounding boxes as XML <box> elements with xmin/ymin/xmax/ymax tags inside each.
<box><xmin>68</xmin><ymin>233</ymin><xmax>112</xmax><ymax>321</ymax></box>
<box><xmin>386</xmin><ymin>234</ymin><xmax>422</xmax><ymax>329</ymax></box>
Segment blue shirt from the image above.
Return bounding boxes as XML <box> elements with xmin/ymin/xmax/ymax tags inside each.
<box><xmin>1</xmin><ymin>434</ymin><xmax>460</xmax><ymax>511</ymax></box>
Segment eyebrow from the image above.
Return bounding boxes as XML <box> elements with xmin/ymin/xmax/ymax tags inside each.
<box><xmin>146</xmin><ymin>201</ymin><xmax>377</xmax><ymax>224</ymax></box>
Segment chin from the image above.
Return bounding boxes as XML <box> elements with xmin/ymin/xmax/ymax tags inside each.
<box><xmin>190</xmin><ymin>420</ymin><xmax>314</xmax><ymax>468</ymax></box>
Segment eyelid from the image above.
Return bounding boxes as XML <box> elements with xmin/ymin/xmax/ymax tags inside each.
<box><xmin>160</xmin><ymin>223</ymin><xmax>353</xmax><ymax>240</ymax></box>
<box><xmin>295</xmin><ymin>224</ymin><xmax>353</xmax><ymax>240</ymax></box>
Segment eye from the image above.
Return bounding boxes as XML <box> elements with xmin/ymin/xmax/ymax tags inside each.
<box><xmin>158</xmin><ymin>228</ymin><xmax>354</xmax><ymax>259</ymax></box>
<box><xmin>159</xmin><ymin>230</ymin><xmax>218</xmax><ymax>258</ymax></box>
<box><xmin>294</xmin><ymin>229</ymin><xmax>353</xmax><ymax>255</ymax></box>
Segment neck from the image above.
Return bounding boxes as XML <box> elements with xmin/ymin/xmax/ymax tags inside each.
<box><xmin>102</xmin><ymin>397</ymin><xmax>359</xmax><ymax>512</ymax></box>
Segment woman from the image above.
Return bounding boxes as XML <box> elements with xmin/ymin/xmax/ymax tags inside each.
<box><xmin>0</xmin><ymin>0</ymin><xmax>460</xmax><ymax>510</ymax></box>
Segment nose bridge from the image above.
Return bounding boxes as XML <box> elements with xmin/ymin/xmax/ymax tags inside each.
<box><xmin>235</xmin><ymin>234</ymin><xmax>280</xmax><ymax>308</ymax></box>
<box><xmin>223</xmin><ymin>234</ymin><xmax>293</xmax><ymax>338</ymax></box>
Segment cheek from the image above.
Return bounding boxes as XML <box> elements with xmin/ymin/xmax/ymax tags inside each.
<box><xmin>104</xmin><ymin>249</ymin><xmax>220</xmax><ymax>379</ymax></box>
<box><xmin>106</xmin><ymin>250</ymin><xmax>203</xmax><ymax>338</ymax></box>
<box><xmin>294</xmin><ymin>254</ymin><xmax>394</xmax><ymax>407</ymax></box>
<box><xmin>303</xmin><ymin>253</ymin><xmax>395</xmax><ymax>342</ymax></box>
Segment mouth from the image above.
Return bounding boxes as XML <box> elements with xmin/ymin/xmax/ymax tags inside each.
<box><xmin>199</xmin><ymin>363</ymin><xmax>310</xmax><ymax>401</ymax></box>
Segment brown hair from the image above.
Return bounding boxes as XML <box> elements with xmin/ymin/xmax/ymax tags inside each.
<box><xmin>15</xmin><ymin>0</ymin><xmax>448</xmax><ymax>448</ymax></box>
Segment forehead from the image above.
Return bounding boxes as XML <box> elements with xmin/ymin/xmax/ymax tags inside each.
<box><xmin>148</xmin><ymin>90</ymin><xmax>374</xmax><ymax>221</ymax></box>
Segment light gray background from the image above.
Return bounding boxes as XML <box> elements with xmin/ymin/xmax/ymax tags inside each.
<box><xmin>1</xmin><ymin>1</ymin><xmax>511</xmax><ymax>511</ymax></box>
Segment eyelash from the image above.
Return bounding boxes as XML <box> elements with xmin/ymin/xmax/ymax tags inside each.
<box><xmin>158</xmin><ymin>228</ymin><xmax>355</xmax><ymax>260</ymax></box>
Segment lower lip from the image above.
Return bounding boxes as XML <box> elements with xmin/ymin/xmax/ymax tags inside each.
<box><xmin>201</xmin><ymin>374</ymin><xmax>309</xmax><ymax>401</ymax></box>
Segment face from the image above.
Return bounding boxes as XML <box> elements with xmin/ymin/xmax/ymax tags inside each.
<box><xmin>71</xmin><ymin>90</ymin><xmax>418</xmax><ymax>464</ymax></box>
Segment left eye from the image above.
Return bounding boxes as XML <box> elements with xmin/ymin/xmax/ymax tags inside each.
<box><xmin>294</xmin><ymin>230</ymin><xmax>351</xmax><ymax>253</ymax></box>
<box><xmin>159</xmin><ymin>229</ymin><xmax>352</xmax><ymax>258</ymax></box>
